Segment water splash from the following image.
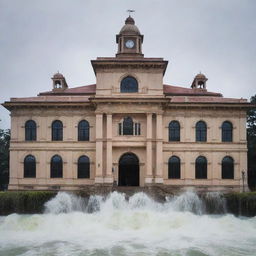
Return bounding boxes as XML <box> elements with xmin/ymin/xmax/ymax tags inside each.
<box><xmin>0</xmin><ymin>191</ymin><xmax>256</xmax><ymax>256</ymax></box>
<box><xmin>168</xmin><ymin>190</ymin><xmax>205</xmax><ymax>214</ymax></box>
<box><xmin>204</xmin><ymin>192</ymin><xmax>227</xmax><ymax>214</ymax></box>
<box><xmin>44</xmin><ymin>192</ymin><xmax>86</xmax><ymax>214</ymax></box>
<box><xmin>44</xmin><ymin>190</ymin><xmax>228</xmax><ymax>216</ymax></box>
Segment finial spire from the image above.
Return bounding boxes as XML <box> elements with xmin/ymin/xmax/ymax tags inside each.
<box><xmin>127</xmin><ymin>9</ymin><xmax>135</xmax><ymax>17</ymax></box>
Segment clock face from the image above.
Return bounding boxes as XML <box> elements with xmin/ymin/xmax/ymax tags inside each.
<box><xmin>125</xmin><ymin>40</ymin><xmax>135</xmax><ymax>49</ymax></box>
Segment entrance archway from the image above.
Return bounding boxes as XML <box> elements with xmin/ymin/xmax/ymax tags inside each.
<box><xmin>118</xmin><ymin>153</ymin><xmax>139</xmax><ymax>186</ymax></box>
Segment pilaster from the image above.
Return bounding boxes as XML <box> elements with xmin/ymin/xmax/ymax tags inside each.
<box><xmin>145</xmin><ymin>113</ymin><xmax>153</xmax><ymax>184</ymax></box>
<box><xmin>105</xmin><ymin>113</ymin><xmax>113</xmax><ymax>183</ymax></box>
<box><xmin>95</xmin><ymin>113</ymin><xmax>104</xmax><ymax>183</ymax></box>
<box><xmin>155</xmin><ymin>113</ymin><xmax>163</xmax><ymax>183</ymax></box>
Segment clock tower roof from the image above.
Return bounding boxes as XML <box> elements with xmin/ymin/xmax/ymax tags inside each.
<box><xmin>119</xmin><ymin>16</ymin><xmax>141</xmax><ymax>35</ymax></box>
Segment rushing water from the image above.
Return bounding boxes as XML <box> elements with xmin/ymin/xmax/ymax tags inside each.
<box><xmin>0</xmin><ymin>191</ymin><xmax>256</xmax><ymax>256</ymax></box>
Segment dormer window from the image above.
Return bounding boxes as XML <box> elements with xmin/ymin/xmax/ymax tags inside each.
<box><xmin>52</xmin><ymin>72</ymin><xmax>68</xmax><ymax>91</ymax></box>
<box><xmin>54</xmin><ymin>81</ymin><xmax>62</xmax><ymax>89</ymax></box>
<box><xmin>191</xmin><ymin>73</ymin><xmax>208</xmax><ymax>89</ymax></box>
<box><xmin>198</xmin><ymin>80</ymin><xmax>205</xmax><ymax>89</ymax></box>
<box><xmin>120</xmin><ymin>76</ymin><xmax>138</xmax><ymax>93</ymax></box>
<box><xmin>119</xmin><ymin>117</ymin><xmax>141</xmax><ymax>135</ymax></box>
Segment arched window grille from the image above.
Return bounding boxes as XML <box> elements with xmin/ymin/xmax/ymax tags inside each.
<box><xmin>222</xmin><ymin>156</ymin><xmax>234</xmax><ymax>179</ymax></box>
<box><xmin>119</xmin><ymin>117</ymin><xmax>141</xmax><ymax>135</ymax></box>
<box><xmin>25</xmin><ymin>120</ymin><xmax>37</xmax><ymax>141</ymax></box>
<box><xmin>52</xmin><ymin>120</ymin><xmax>63</xmax><ymax>141</ymax></box>
<box><xmin>78</xmin><ymin>155</ymin><xmax>90</xmax><ymax>178</ymax></box>
<box><xmin>50</xmin><ymin>155</ymin><xmax>63</xmax><ymax>178</ymax></box>
<box><xmin>78</xmin><ymin>120</ymin><xmax>89</xmax><ymax>141</ymax></box>
<box><xmin>169</xmin><ymin>121</ymin><xmax>180</xmax><ymax>141</ymax></box>
<box><xmin>222</xmin><ymin>121</ymin><xmax>233</xmax><ymax>142</ymax></box>
<box><xmin>195</xmin><ymin>156</ymin><xmax>207</xmax><ymax>179</ymax></box>
<box><xmin>196</xmin><ymin>121</ymin><xmax>207</xmax><ymax>142</ymax></box>
<box><xmin>120</xmin><ymin>76</ymin><xmax>138</xmax><ymax>93</ymax></box>
<box><xmin>24</xmin><ymin>155</ymin><xmax>36</xmax><ymax>178</ymax></box>
<box><xmin>168</xmin><ymin>156</ymin><xmax>181</xmax><ymax>179</ymax></box>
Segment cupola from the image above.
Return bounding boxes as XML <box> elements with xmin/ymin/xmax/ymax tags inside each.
<box><xmin>191</xmin><ymin>73</ymin><xmax>208</xmax><ymax>89</ymax></box>
<box><xmin>51</xmin><ymin>72</ymin><xmax>68</xmax><ymax>91</ymax></box>
<box><xmin>116</xmin><ymin>15</ymin><xmax>144</xmax><ymax>58</ymax></box>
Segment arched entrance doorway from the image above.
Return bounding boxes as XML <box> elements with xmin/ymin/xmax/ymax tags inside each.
<box><xmin>118</xmin><ymin>153</ymin><xmax>139</xmax><ymax>186</ymax></box>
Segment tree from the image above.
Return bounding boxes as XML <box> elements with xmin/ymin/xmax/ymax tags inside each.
<box><xmin>0</xmin><ymin>129</ymin><xmax>10</xmax><ymax>190</ymax></box>
<box><xmin>247</xmin><ymin>95</ymin><xmax>256</xmax><ymax>190</ymax></box>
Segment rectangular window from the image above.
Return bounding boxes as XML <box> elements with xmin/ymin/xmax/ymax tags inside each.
<box><xmin>119</xmin><ymin>123</ymin><xmax>122</xmax><ymax>135</ymax></box>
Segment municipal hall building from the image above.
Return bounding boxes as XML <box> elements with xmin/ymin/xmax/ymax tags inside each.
<box><xmin>3</xmin><ymin>16</ymin><xmax>250</xmax><ymax>191</ymax></box>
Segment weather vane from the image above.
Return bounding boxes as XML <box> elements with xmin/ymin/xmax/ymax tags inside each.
<box><xmin>127</xmin><ymin>9</ymin><xmax>135</xmax><ymax>16</ymax></box>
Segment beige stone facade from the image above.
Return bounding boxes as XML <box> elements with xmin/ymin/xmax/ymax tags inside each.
<box><xmin>3</xmin><ymin>16</ymin><xmax>250</xmax><ymax>191</ymax></box>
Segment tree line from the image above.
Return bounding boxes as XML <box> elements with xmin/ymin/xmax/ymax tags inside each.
<box><xmin>0</xmin><ymin>128</ymin><xmax>10</xmax><ymax>190</ymax></box>
<box><xmin>247</xmin><ymin>95</ymin><xmax>256</xmax><ymax>189</ymax></box>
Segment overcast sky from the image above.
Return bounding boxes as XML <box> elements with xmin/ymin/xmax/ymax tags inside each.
<box><xmin>0</xmin><ymin>0</ymin><xmax>255</xmax><ymax>129</ymax></box>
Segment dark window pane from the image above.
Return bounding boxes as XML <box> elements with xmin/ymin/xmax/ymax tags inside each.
<box><xmin>169</xmin><ymin>121</ymin><xmax>180</xmax><ymax>141</ymax></box>
<box><xmin>123</xmin><ymin>117</ymin><xmax>133</xmax><ymax>135</ymax></box>
<box><xmin>168</xmin><ymin>156</ymin><xmax>181</xmax><ymax>179</ymax></box>
<box><xmin>120</xmin><ymin>76</ymin><xmax>138</xmax><ymax>93</ymax></box>
<box><xmin>51</xmin><ymin>155</ymin><xmax>63</xmax><ymax>178</ymax></box>
<box><xmin>196</xmin><ymin>121</ymin><xmax>207</xmax><ymax>142</ymax></box>
<box><xmin>138</xmin><ymin>123</ymin><xmax>141</xmax><ymax>135</ymax></box>
<box><xmin>78</xmin><ymin>120</ymin><xmax>89</xmax><ymax>141</ymax></box>
<box><xmin>25</xmin><ymin>120</ymin><xmax>37</xmax><ymax>141</ymax></box>
<box><xmin>195</xmin><ymin>156</ymin><xmax>207</xmax><ymax>179</ymax></box>
<box><xmin>222</xmin><ymin>156</ymin><xmax>234</xmax><ymax>179</ymax></box>
<box><xmin>24</xmin><ymin>155</ymin><xmax>36</xmax><ymax>178</ymax></box>
<box><xmin>52</xmin><ymin>121</ymin><xmax>63</xmax><ymax>141</ymax></box>
<box><xmin>78</xmin><ymin>156</ymin><xmax>90</xmax><ymax>178</ymax></box>
<box><xmin>119</xmin><ymin>123</ymin><xmax>122</xmax><ymax>135</ymax></box>
<box><xmin>222</xmin><ymin>121</ymin><xmax>233</xmax><ymax>142</ymax></box>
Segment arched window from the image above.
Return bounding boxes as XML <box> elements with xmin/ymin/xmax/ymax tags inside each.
<box><xmin>24</xmin><ymin>155</ymin><xmax>36</xmax><ymax>178</ymax></box>
<box><xmin>119</xmin><ymin>117</ymin><xmax>140</xmax><ymax>135</ymax></box>
<box><xmin>222</xmin><ymin>156</ymin><xmax>234</xmax><ymax>179</ymax></box>
<box><xmin>195</xmin><ymin>156</ymin><xmax>207</xmax><ymax>179</ymax></box>
<box><xmin>168</xmin><ymin>156</ymin><xmax>181</xmax><ymax>179</ymax></box>
<box><xmin>169</xmin><ymin>121</ymin><xmax>180</xmax><ymax>141</ymax></box>
<box><xmin>78</xmin><ymin>155</ymin><xmax>90</xmax><ymax>178</ymax></box>
<box><xmin>123</xmin><ymin>117</ymin><xmax>134</xmax><ymax>135</ymax></box>
<box><xmin>120</xmin><ymin>76</ymin><xmax>138</xmax><ymax>93</ymax></box>
<box><xmin>222</xmin><ymin>121</ymin><xmax>233</xmax><ymax>142</ymax></box>
<box><xmin>50</xmin><ymin>155</ymin><xmax>63</xmax><ymax>178</ymax></box>
<box><xmin>78</xmin><ymin>120</ymin><xmax>89</xmax><ymax>141</ymax></box>
<box><xmin>196</xmin><ymin>121</ymin><xmax>207</xmax><ymax>142</ymax></box>
<box><xmin>25</xmin><ymin>120</ymin><xmax>36</xmax><ymax>141</ymax></box>
<box><xmin>52</xmin><ymin>120</ymin><xmax>63</xmax><ymax>141</ymax></box>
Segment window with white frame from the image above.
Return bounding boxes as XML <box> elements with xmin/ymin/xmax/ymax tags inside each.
<box><xmin>118</xmin><ymin>116</ymin><xmax>141</xmax><ymax>135</ymax></box>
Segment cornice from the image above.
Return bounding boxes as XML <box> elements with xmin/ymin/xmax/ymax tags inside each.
<box><xmin>2</xmin><ymin>101</ymin><xmax>93</xmax><ymax>111</ymax></box>
<box><xmin>91</xmin><ymin>59</ymin><xmax>168</xmax><ymax>75</ymax></box>
<box><xmin>166</xmin><ymin>102</ymin><xmax>252</xmax><ymax>110</ymax></box>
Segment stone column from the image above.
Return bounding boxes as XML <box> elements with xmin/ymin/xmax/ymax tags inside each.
<box><xmin>145</xmin><ymin>113</ymin><xmax>153</xmax><ymax>184</ymax></box>
<box><xmin>155</xmin><ymin>113</ymin><xmax>163</xmax><ymax>183</ymax></box>
<box><xmin>105</xmin><ymin>113</ymin><xmax>113</xmax><ymax>183</ymax></box>
<box><xmin>95</xmin><ymin>113</ymin><xmax>103</xmax><ymax>183</ymax></box>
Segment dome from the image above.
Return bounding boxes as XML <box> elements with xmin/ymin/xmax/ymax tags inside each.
<box><xmin>53</xmin><ymin>72</ymin><xmax>64</xmax><ymax>79</ymax></box>
<box><xmin>119</xmin><ymin>16</ymin><xmax>140</xmax><ymax>35</ymax></box>
<box><xmin>195</xmin><ymin>73</ymin><xmax>207</xmax><ymax>80</ymax></box>
<box><xmin>125</xmin><ymin>16</ymin><xmax>135</xmax><ymax>25</ymax></box>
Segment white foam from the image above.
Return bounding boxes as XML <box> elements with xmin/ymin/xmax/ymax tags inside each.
<box><xmin>0</xmin><ymin>191</ymin><xmax>255</xmax><ymax>256</ymax></box>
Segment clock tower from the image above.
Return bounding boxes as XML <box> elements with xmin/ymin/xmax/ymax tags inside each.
<box><xmin>116</xmin><ymin>16</ymin><xmax>144</xmax><ymax>58</ymax></box>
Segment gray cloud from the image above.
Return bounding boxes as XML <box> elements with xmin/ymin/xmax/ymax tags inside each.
<box><xmin>1</xmin><ymin>0</ymin><xmax>256</xmax><ymax>129</ymax></box>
